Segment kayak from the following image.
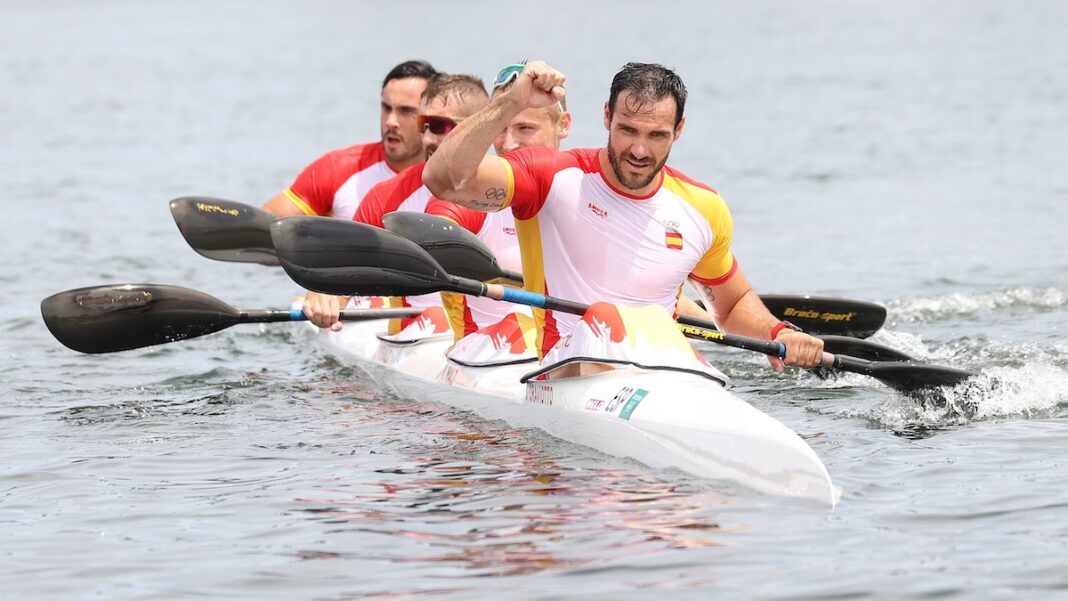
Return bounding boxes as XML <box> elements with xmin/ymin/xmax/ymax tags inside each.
<box><xmin>300</xmin><ymin>309</ymin><xmax>837</xmax><ymax>508</ymax></box>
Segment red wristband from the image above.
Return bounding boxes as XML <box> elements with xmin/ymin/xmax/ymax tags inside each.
<box><xmin>770</xmin><ymin>320</ymin><xmax>800</xmax><ymax>340</ymax></box>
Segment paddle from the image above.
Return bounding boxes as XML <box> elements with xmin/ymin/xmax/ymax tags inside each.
<box><xmin>170</xmin><ymin>197</ymin><xmax>889</xmax><ymax>337</ymax></box>
<box><xmin>382</xmin><ymin>212</ymin><xmax>891</xmax><ymax>342</ymax></box>
<box><xmin>382</xmin><ymin>212</ymin><xmax>524</xmax><ymax>286</ymax></box>
<box><xmin>270</xmin><ymin>217</ymin><xmax>975</xmax><ymax>394</ymax></box>
<box><xmin>40</xmin><ymin>283</ymin><xmax>423</xmax><ymax>354</ymax></box>
<box><xmin>170</xmin><ymin>196</ymin><xmax>280</xmax><ymax>266</ymax></box>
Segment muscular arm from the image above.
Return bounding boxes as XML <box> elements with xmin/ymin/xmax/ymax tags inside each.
<box><xmin>689</xmin><ymin>267</ymin><xmax>824</xmax><ymax>370</ymax></box>
<box><xmin>424</xmin><ymin>61</ymin><xmax>566</xmax><ymax>212</ymax></box>
<box><xmin>422</xmin><ymin>94</ymin><xmax>525</xmax><ymax>212</ymax></box>
<box><xmin>676</xmin><ymin>293</ymin><xmax>712</xmax><ymax>321</ymax></box>
<box><xmin>689</xmin><ymin>268</ymin><xmax>779</xmax><ymax>339</ymax></box>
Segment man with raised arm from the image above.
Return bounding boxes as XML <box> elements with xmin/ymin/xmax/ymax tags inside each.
<box><xmin>423</xmin><ymin>60</ymin><xmax>824</xmax><ymax>371</ymax></box>
<box><xmin>262</xmin><ymin>60</ymin><xmax>438</xmax><ymax>219</ymax></box>
<box><xmin>424</xmin><ymin>63</ymin><xmax>571</xmax><ymax>346</ymax></box>
<box><xmin>302</xmin><ymin>74</ymin><xmax>490</xmax><ymax>332</ymax></box>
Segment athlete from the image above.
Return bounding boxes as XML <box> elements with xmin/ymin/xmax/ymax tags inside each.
<box><xmin>262</xmin><ymin>60</ymin><xmax>438</xmax><ymax>219</ymax></box>
<box><xmin>425</xmin><ymin>62</ymin><xmax>571</xmax><ymax>343</ymax></box>
<box><xmin>303</xmin><ymin>74</ymin><xmax>490</xmax><ymax>331</ymax></box>
<box><xmin>423</xmin><ymin>61</ymin><xmax>825</xmax><ymax>372</ymax></box>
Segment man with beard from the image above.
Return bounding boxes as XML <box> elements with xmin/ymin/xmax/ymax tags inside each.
<box><xmin>262</xmin><ymin>60</ymin><xmax>437</xmax><ymax>219</ymax></box>
<box><xmin>302</xmin><ymin>74</ymin><xmax>489</xmax><ymax>332</ymax></box>
<box><xmin>422</xmin><ymin>61</ymin><xmax>825</xmax><ymax>372</ymax></box>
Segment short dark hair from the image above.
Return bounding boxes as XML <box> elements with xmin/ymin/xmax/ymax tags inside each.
<box><xmin>422</xmin><ymin>74</ymin><xmax>489</xmax><ymax>115</ymax></box>
<box><xmin>607</xmin><ymin>63</ymin><xmax>687</xmax><ymax>127</ymax></box>
<box><xmin>382</xmin><ymin>60</ymin><xmax>438</xmax><ymax>89</ymax></box>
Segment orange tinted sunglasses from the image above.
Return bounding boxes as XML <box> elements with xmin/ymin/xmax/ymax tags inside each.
<box><xmin>416</xmin><ymin>114</ymin><xmax>464</xmax><ymax>135</ymax></box>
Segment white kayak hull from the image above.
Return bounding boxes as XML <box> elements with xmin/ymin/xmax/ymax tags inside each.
<box><xmin>307</xmin><ymin>319</ymin><xmax>836</xmax><ymax>507</ymax></box>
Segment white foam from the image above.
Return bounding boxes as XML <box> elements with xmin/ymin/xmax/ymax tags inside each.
<box><xmin>888</xmin><ymin>287</ymin><xmax>1067</xmax><ymax>322</ymax></box>
<box><xmin>870</xmin><ymin>363</ymin><xmax>1068</xmax><ymax>429</ymax></box>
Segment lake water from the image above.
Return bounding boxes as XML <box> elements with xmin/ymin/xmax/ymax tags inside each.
<box><xmin>3</xmin><ymin>0</ymin><xmax>1068</xmax><ymax>599</ymax></box>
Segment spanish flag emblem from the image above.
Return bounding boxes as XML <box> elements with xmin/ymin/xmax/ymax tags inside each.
<box><xmin>665</xmin><ymin>228</ymin><xmax>683</xmax><ymax>250</ymax></box>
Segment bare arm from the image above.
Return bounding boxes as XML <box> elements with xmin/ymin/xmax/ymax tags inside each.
<box><xmin>688</xmin><ymin>268</ymin><xmax>824</xmax><ymax>370</ymax></box>
<box><xmin>262</xmin><ymin>192</ymin><xmax>310</xmax><ymax>217</ymax></box>
<box><xmin>423</xmin><ymin>61</ymin><xmax>566</xmax><ymax>212</ymax></box>
<box><xmin>422</xmin><ymin>96</ymin><xmax>522</xmax><ymax>211</ymax></box>
<box><xmin>675</xmin><ymin>293</ymin><xmax>712</xmax><ymax>320</ymax></box>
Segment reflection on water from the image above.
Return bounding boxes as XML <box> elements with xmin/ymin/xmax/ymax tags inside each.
<box><xmin>290</xmin><ymin>421</ymin><xmax>734</xmax><ymax>579</ymax></box>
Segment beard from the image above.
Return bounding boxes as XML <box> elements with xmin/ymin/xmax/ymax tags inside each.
<box><xmin>382</xmin><ymin>130</ymin><xmax>423</xmax><ymax>164</ymax></box>
<box><xmin>606</xmin><ymin>142</ymin><xmax>669</xmax><ymax>191</ymax></box>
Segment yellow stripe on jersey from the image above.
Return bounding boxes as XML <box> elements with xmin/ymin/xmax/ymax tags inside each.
<box><xmin>433</xmin><ymin>214</ymin><xmax>470</xmax><ymax>341</ymax></box>
<box><xmin>500</xmin><ymin>157</ymin><xmax>516</xmax><ymax>210</ymax></box>
<box><xmin>283</xmin><ymin>189</ymin><xmax>318</xmax><ymax>216</ymax></box>
<box><xmin>384</xmin><ymin>295</ymin><xmax>406</xmax><ymax>335</ymax></box>
<box><xmin>513</xmin><ymin>212</ymin><xmax>548</xmax><ymax>359</ymax></box>
<box><xmin>662</xmin><ymin>175</ymin><xmax>735</xmax><ymax>282</ymax></box>
<box><xmin>440</xmin><ymin>292</ymin><xmax>467</xmax><ymax>343</ymax></box>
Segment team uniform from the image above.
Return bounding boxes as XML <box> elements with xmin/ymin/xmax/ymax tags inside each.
<box><xmin>282</xmin><ymin>142</ymin><xmax>397</xmax><ymax>220</ymax></box>
<box><xmin>424</xmin><ymin>198</ymin><xmax>531</xmax><ymax>338</ymax></box>
<box><xmin>501</xmin><ymin>147</ymin><xmax>737</xmax><ymax>358</ymax></box>
<box><xmin>353</xmin><ymin>163</ymin><xmax>447</xmax><ymax>339</ymax></box>
<box><xmin>424</xmin><ymin>198</ymin><xmax>537</xmax><ymax>365</ymax></box>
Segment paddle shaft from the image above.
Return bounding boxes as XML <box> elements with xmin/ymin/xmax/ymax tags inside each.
<box><xmin>475</xmin><ymin>281</ymin><xmax>851</xmax><ymax>366</ymax></box>
<box><xmin>240</xmin><ymin>308</ymin><xmax>421</xmax><ymax>323</ymax></box>
<box><xmin>474</xmin><ymin>282</ymin><xmax>902</xmax><ymax>374</ymax></box>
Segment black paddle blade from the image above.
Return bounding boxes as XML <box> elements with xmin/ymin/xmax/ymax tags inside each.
<box><xmin>871</xmin><ymin>362</ymin><xmax>976</xmax><ymax>395</ymax></box>
<box><xmin>169</xmin><ymin>196</ymin><xmax>280</xmax><ymax>266</ymax></box>
<box><xmin>818</xmin><ymin>335</ymin><xmax>915</xmax><ymax>362</ymax></box>
<box><xmin>761</xmin><ymin>294</ymin><xmax>887</xmax><ymax>338</ymax></box>
<box><xmin>832</xmin><ymin>353</ymin><xmax>976</xmax><ymax>394</ymax></box>
<box><xmin>270</xmin><ymin>216</ymin><xmax>452</xmax><ymax>297</ymax></box>
<box><xmin>383</xmin><ymin>212</ymin><xmax>521</xmax><ymax>284</ymax></box>
<box><xmin>41</xmin><ymin>284</ymin><xmax>239</xmax><ymax>354</ymax></box>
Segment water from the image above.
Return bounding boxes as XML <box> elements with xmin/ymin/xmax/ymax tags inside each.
<box><xmin>4</xmin><ymin>0</ymin><xmax>1068</xmax><ymax>598</ymax></box>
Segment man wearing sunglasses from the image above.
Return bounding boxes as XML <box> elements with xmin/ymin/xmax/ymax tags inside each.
<box><xmin>421</xmin><ymin>63</ymin><xmax>571</xmax><ymax>364</ymax></box>
<box><xmin>423</xmin><ymin>61</ymin><xmax>826</xmax><ymax>373</ymax></box>
<box><xmin>261</xmin><ymin>60</ymin><xmax>437</xmax><ymax>219</ymax></box>
<box><xmin>302</xmin><ymin>74</ymin><xmax>490</xmax><ymax>333</ymax></box>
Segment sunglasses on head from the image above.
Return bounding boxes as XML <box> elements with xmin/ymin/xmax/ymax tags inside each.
<box><xmin>492</xmin><ymin>63</ymin><xmax>527</xmax><ymax>90</ymax></box>
<box><xmin>416</xmin><ymin>114</ymin><xmax>463</xmax><ymax>135</ymax></box>
<box><xmin>492</xmin><ymin>61</ymin><xmax>566</xmax><ymax>111</ymax></box>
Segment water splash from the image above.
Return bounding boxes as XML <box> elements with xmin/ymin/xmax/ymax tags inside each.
<box><xmin>869</xmin><ymin>363</ymin><xmax>1068</xmax><ymax>433</ymax></box>
<box><xmin>887</xmin><ymin>286</ymin><xmax>1067</xmax><ymax>323</ymax></box>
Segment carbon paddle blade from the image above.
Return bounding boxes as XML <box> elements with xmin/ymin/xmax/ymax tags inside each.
<box><xmin>170</xmin><ymin>196</ymin><xmax>280</xmax><ymax>266</ymax></box>
<box><xmin>41</xmin><ymin>284</ymin><xmax>239</xmax><ymax>353</ymax></box>
<box><xmin>818</xmin><ymin>335</ymin><xmax>915</xmax><ymax>362</ymax></box>
<box><xmin>383</xmin><ymin>211</ymin><xmax>523</xmax><ymax>284</ymax></box>
<box><xmin>760</xmin><ymin>294</ymin><xmax>887</xmax><ymax>338</ymax></box>
<box><xmin>875</xmin><ymin>362</ymin><xmax>976</xmax><ymax>395</ymax></box>
<box><xmin>832</xmin><ymin>354</ymin><xmax>976</xmax><ymax>394</ymax></box>
<box><xmin>270</xmin><ymin>216</ymin><xmax>454</xmax><ymax>297</ymax></box>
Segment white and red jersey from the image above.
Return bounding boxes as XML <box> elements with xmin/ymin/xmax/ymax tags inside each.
<box><xmin>283</xmin><ymin>142</ymin><xmax>396</xmax><ymax>220</ymax></box>
<box><xmin>424</xmin><ymin>198</ymin><xmax>531</xmax><ymax>340</ymax></box>
<box><xmin>353</xmin><ymin>163</ymin><xmax>431</xmax><ymax>228</ymax></box>
<box><xmin>353</xmin><ymin>163</ymin><xmax>442</xmax><ymax>316</ymax></box>
<box><xmin>502</xmin><ymin>147</ymin><xmax>737</xmax><ymax>358</ymax></box>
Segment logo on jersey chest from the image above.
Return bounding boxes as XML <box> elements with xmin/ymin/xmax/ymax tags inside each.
<box><xmin>664</xmin><ymin>223</ymin><xmax>683</xmax><ymax>250</ymax></box>
<box><xmin>587</xmin><ymin>202</ymin><xmax>609</xmax><ymax>219</ymax></box>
